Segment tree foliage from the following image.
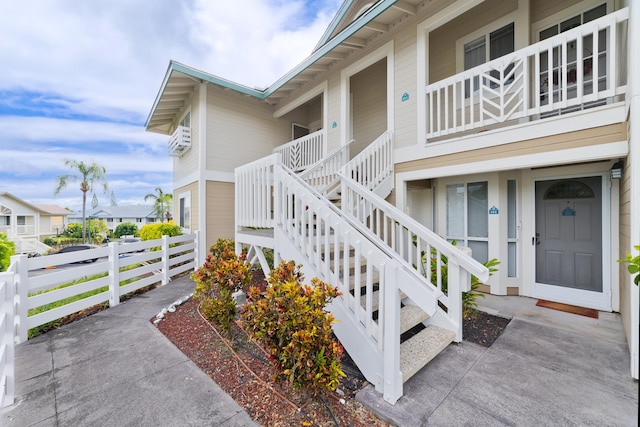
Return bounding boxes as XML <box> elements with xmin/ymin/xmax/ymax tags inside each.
<box><xmin>114</xmin><ymin>222</ymin><xmax>139</xmax><ymax>238</ymax></box>
<box><xmin>144</xmin><ymin>187</ymin><xmax>173</xmax><ymax>221</ymax></box>
<box><xmin>0</xmin><ymin>232</ymin><xmax>16</xmax><ymax>272</ymax></box>
<box><xmin>54</xmin><ymin>159</ymin><xmax>110</xmax><ymax>242</ymax></box>
<box><xmin>139</xmin><ymin>222</ymin><xmax>181</xmax><ymax>241</ymax></box>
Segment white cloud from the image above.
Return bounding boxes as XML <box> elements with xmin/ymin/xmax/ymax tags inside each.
<box><xmin>0</xmin><ymin>0</ymin><xmax>341</xmax><ymax>210</ymax></box>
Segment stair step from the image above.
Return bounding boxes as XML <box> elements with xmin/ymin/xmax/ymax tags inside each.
<box><xmin>357</xmin><ymin>289</ymin><xmax>409</xmax><ymax>315</ymax></box>
<box><xmin>399</xmin><ymin>304</ymin><xmax>429</xmax><ymax>336</ymax></box>
<box><xmin>400</xmin><ymin>325</ymin><xmax>455</xmax><ymax>382</ymax></box>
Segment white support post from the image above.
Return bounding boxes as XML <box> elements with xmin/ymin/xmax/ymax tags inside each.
<box><xmin>194</xmin><ymin>231</ymin><xmax>201</xmax><ymax>271</ymax></box>
<box><xmin>108</xmin><ymin>242</ymin><xmax>120</xmax><ymax>307</ymax></box>
<box><xmin>382</xmin><ymin>263</ymin><xmax>402</xmax><ymax>405</ymax></box>
<box><xmin>15</xmin><ymin>255</ymin><xmax>28</xmax><ymax>344</ymax></box>
<box><xmin>1</xmin><ymin>270</ymin><xmax>15</xmax><ymax>408</ymax></box>
<box><xmin>162</xmin><ymin>235</ymin><xmax>170</xmax><ymax>285</ymax></box>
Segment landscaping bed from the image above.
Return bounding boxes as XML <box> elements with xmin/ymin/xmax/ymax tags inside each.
<box><xmin>155</xmin><ymin>272</ymin><xmax>511</xmax><ymax>426</ymax></box>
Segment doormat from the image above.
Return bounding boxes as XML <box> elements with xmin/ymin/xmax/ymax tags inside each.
<box><xmin>536</xmin><ymin>300</ymin><xmax>599</xmax><ymax>319</ymax></box>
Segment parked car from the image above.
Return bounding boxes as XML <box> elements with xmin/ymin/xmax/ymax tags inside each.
<box><xmin>118</xmin><ymin>237</ymin><xmax>144</xmax><ymax>253</ymax></box>
<box><xmin>56</xmin><ymin>244</ymin><xmax>100</xmax><ymax>263</ymax></box>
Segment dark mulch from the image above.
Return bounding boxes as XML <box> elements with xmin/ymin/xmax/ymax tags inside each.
<box><xmin>463</xmin><ymin>308</ymin><xmax>511</xmax><ymax>347</ymax></box>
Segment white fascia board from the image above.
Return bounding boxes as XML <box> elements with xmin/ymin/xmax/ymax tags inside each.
<box><xmin>398</xmin><ymin>103</ymin><xmax>627</xmax><ymax>164</ymax></box>
<box><xmin>264</xmin><ymin>0</ymin><xmax>397</xmax><ymax>97</ymax></box>
<box><xmin>204</xmin><ymin>171</ymin><xmax>235</xmax><ymax>183</ymax></box>
<box><xmin>395</xmin><ymin>141</ymin><xmax>628</xmax><ymax>182</ymax></box>
<box><xmin>172</xmin><ymin>171</ymin><xmax>235</xmax><ymax>193</ymax></box>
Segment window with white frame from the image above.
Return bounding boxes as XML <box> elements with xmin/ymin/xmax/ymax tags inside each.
<box><xmin>179</xmin><ymin>192</ymin><xmax>191</xmax><ymax>230</ymax></box>
<box><xmin>537</xmin><ymin>3</ymin><xmax>607</xmax><ymax>106</ymax></box>
<box><xmin>463</xmin><ymin>22</ymin><xmax>515</xmax><ymax>96</ymax></box>
<box><xmin>446</xmin><ymin>181</ymin><xmax>488</xmax><ymax>263</ymax></box>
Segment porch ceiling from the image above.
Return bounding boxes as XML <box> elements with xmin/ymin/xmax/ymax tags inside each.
<box><xmin>145</xmin><ymin>0</ymin><xmax>424</xmax><ymax>133</ymax></box>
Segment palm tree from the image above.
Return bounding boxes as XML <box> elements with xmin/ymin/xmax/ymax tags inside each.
<box><xmin>54</xmin><ymin>159</ymin><xmax>109</xmax><ymax>242</ymax></box>
<box><xmin>144</xmin><ymin>187</ymin><xmax>173</xmax><ymax>221</ymax></box>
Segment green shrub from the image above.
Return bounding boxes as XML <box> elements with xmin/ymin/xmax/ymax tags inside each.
<box><xmin>192</xmin><ymin>239</ymin><xmax>252</xmax><ymax>331</ymax></box>
<box><xmin>114</xmin><ymin>222</ymin><xmax>138</xmax><ymax>238</ymax></box>
<box><xmin>0</xmin><ymin>232</ymin><xmax>15</xmax><ymax>272</ymax></box>
<box><xmin>62</xmin><ymin>221</ymin><xmax>108</xmax><ymax>244</ymax></box>
<box><xmin>64</xmin><ymin>223</ymin><xmax>83</xmax><ymax>238</ymax></box>
<box><xmin>241</xmin><ymin>261</ymin><xmax>345</xmax><ymax>394</ymax></box>
<box><xmin>418</xmin><ymin>240</ymin><xmax>499</xmax><ymax>317</ymax></box>
<box><xmin>139</xmin><ymin>223</ymin><xmax>182</xmax><ymax>241</ymax></box>
<box><xmin>618</xmin><ymin>245</ymin><xmax>640</xmax><ymax>286</ymax></box>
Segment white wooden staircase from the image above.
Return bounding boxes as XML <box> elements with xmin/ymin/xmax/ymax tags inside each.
<box><xmin>235</xmin><ymin>131</ymin><xmax>488</xmax><ymax>404</ymax></box>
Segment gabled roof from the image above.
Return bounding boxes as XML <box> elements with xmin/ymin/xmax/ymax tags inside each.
<box><xmin>146</xmin><ymin>0</ymin><xmax>419</xmax><ymax>134</ymax></box>
<box><xmin>68</xmin><ymin>205</ymin><xmax>157</xmax><ymax>219</ymax></box>
<box><xmin>1</xmin><ymin>192</ymin><xmax>50</xmax><ymax>214</ymax></box>
<box><xmin>33</xmin><ymin>204</ymin><xmax>73</xmax><ymax>216</ymax></box>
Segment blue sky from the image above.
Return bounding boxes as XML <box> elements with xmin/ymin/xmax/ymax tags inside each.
<box><xmin>0</xmin><ymin>0</ymin><xmax>340</xmax><ymax>212</ymax></box>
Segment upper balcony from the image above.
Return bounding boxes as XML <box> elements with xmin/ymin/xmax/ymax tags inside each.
<box><xmin>424</xmin><ymin>8</ymin><xmax>628</xmax><ymax>143</ymax></box>
<box><xmin>168</xmin><ymin>126</ymin><xmax>191</xmax><ymax>157</ymax></box>
<box><xmin>273</xmin><ymin>129</ymin><xmax>326</xmax><ymax>172</ymax></box>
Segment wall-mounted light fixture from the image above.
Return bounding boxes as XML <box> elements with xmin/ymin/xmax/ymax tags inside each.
<box><xmin>610</xmin><ymin>161</ymin><xmax>624</xmax><ymax>179</ymax></box>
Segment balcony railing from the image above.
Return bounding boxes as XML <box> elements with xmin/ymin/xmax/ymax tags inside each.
<box><xmin>168</xmin><ymin>126</ymin><xmax>191</xmax><ymax>157</ymax></box>
<box><xmin>425</xmin><ymin>8</ymin><xmax>628</xmax><ymax>141</ymax></box>
<box><xmin>273</xmin><ymin>129</ymin><xmax>326</xmax><ymax>172</ymax></box>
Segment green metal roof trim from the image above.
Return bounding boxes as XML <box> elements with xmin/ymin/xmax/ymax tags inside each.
<box><xmin>313</xmin><ymin>0</ymin><xmax>356</xmax><ymax>52</ymax></box>
<box><xmin>146</xmin><ymin>0</ymin><xmax>397</xmax><ymax>128</ymax></box>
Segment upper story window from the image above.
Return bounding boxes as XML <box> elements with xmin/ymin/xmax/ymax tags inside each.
<box><xmin>538</xmin><ymin>4</ymin><xmax>606</xmax><ymax>41</ymax></box>
<box><xmin>463</xmin><ymin>22</ymin><xmax>514</xmax><ymax>96</ymax></box>
<box><xmin>464</xmin><ymin>23</ymin><xmax>514</xmax><ymax>71</ymax></box>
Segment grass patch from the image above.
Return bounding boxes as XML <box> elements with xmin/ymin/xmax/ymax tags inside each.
<box><xmin>27</xmin><ymin>263</ymin><xmax>153</xmax><ymax>338</ymax></box>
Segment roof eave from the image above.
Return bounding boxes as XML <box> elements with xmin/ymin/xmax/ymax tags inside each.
<box><xmin>145</xmin><ymin>0</ymin><xmax>397</xmax><ymax>128</ymax></box>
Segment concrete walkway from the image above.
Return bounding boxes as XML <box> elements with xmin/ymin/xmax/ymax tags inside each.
<box><xmin>3</xmin><ymin>278</ymin><xmax>638</xmax><ymax>426</ymax></box>
<box><xmin>1</xmin><ymin>276</ymin><xmax>258</xmax><ymax>427</ymax></box>
<box><xmin>357</xmin><ymin>294</ymin><xmax>639</xmax><ymax>426</ymax></box>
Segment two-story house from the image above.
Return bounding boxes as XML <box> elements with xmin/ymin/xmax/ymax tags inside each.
<box><xmin>146</xmin><ymin>0</ymin><xmax>638</xmax><ymax>403</ymax></box>
<box><xmin>68</xmin><ymin>205</ymin><xmax>158</xmax><ymax>233</ymax></box>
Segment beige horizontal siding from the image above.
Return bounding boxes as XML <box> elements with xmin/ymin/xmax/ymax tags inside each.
<box><xmin>351</xmin><ymin>58</ymin><xmax>387</xmax><ymax>155</ymax></box>
<box><xmin>429</xmin><ymin>0</ymin><xmax>518</xmax><ymax>83</ymax></box>
<box><xmin>206</xmin><ymin>85</ymin><xmax>290</xmax><ymax>173</ymax></box>
<box><xmin>394</xmin><ymin>22</ymin><xmax>418</xmax><ymax>149</ymax></box>
<box><xmin>205</xmin><ymin>181</ymin><xmax>235</xmax><ymax>249</ymax></box>
<box><xmin>395</xmin><ymin>123</ymin><xmax>627</xmax><ymax>173</ymax></box>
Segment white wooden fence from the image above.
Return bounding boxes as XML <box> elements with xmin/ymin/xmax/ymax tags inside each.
<box><xmin>0</xmin><ymin>232</ymin><xmax>199</xmax><ymax>408</ymax></box>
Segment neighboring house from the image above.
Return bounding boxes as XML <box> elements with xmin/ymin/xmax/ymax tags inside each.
<box><xmin>146</xmin><ymin>0</ymin><xmax>639</xmax><ymax>403</ymax></box>
<box><xmin>68</xmin><ymin>205</ymin><xmax>158</xmax><ymax>233</ymax></box>
<box><xmin>0</xmin><ymin>192</ymin><xmax>71</xmax><ymax>253</ymax></box>
<box><xmin>33</xmin><ymin>204</ymin><xmax>73</xmax><ymax>237</ymax></box>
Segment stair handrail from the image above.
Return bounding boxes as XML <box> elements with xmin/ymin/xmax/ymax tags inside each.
<box><xmin>274</xmin><ymin>162</ymin><xmax>443</xmax><ymax>404</ymax></box>
<box><xmin>298</xmin><ymin>140</ymin><xmax>353</xmax><ymax>195</ymax></box>
<box><xmin>338</xmin><ymin>174</ymin><xmax>489</xmax><ymax>284</ymax></box>
<box><xmin>341</xmin><ymin>130</ymin><xmax>393</xmax><ymax>192</ymax></box>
